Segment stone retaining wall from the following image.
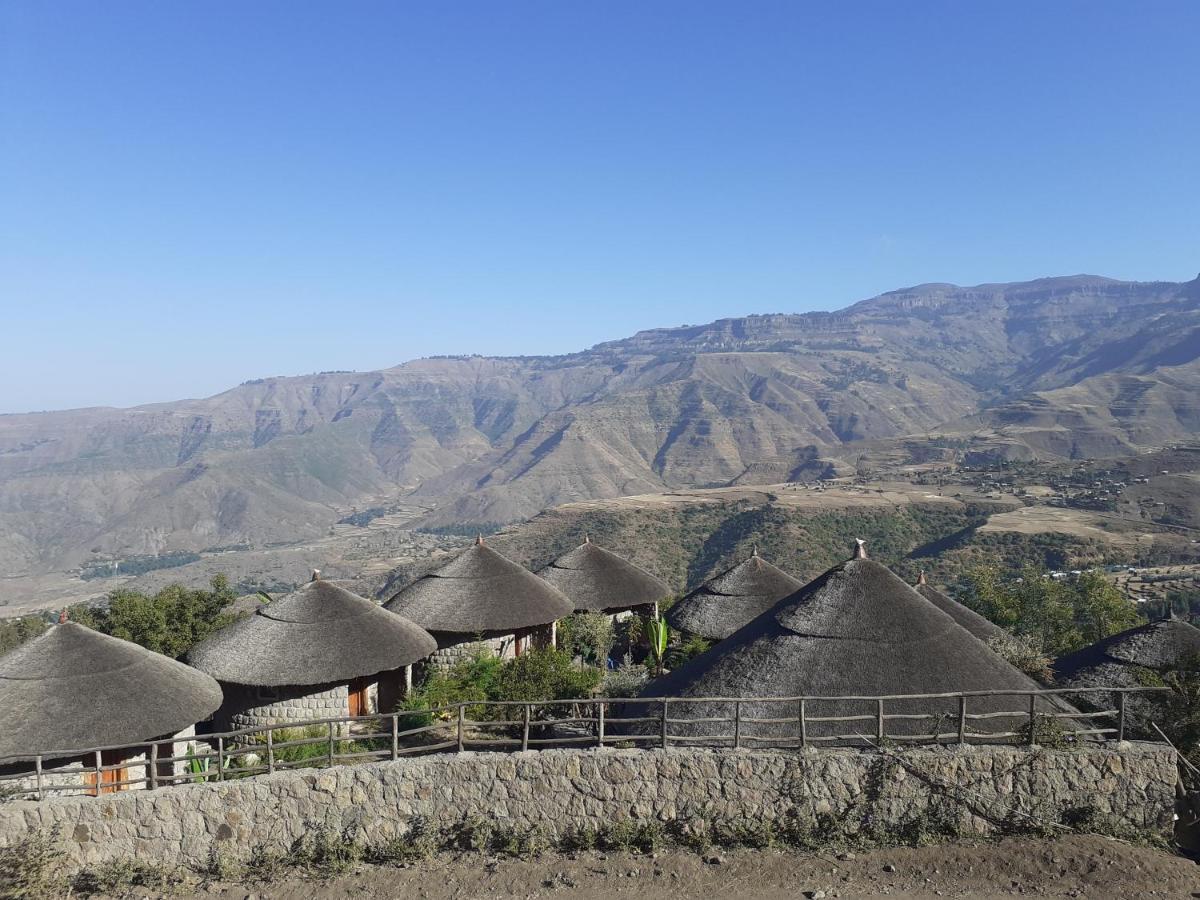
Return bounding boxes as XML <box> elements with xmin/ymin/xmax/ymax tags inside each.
<box><xmin>0</xmin><ymin>744</ymin><xmax>1176</xmax><ymax>874</ymax></box>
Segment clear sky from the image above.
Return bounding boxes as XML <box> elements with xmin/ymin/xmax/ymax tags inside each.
<box><xmin>1</xmin><ymin>2</ymin><xmax>1197</xmax><ymax>414</ymax></box>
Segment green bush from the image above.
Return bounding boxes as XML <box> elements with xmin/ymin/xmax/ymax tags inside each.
<box><xmin>398</xmin><ymin>651</ymin><xmax>504</xmax><ymax>727</ymax></box>
<box><xmin>489</xmin><ymin>649</ymin><xmax>602</xmax><ymax>704</ymax></box>
<box><xmin>399</xmin><ymin>648</ymin><xmax>601</xmax><ymax>726</ymax></box>
<box><xmin>244</xmin><ymin>726</ymin><xmax>357</xmax><ymax>765</ymax></box>
<box><xmin>602</xmin><ymin>661</ymin><xmax>650</xmax><ymax>698</ymax></box>
<box><xmin>665</xmin><ymin>633</ymin><xmax>712</xmax><ymax>669</ymax></box>
<box><xmin>558</xmin><ymin>613</ymin><xmax>614</xmax><ymax>666</ymax></box>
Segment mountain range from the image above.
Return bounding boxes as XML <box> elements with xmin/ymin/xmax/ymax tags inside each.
<box><xmin>2</xmin><ymin>273</ymin><xmax>1197</xmax><ymax>578</ymax></box>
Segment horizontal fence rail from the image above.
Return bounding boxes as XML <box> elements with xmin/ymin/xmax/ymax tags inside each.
<box><xmin>0</xmin><ymin>687</ymin><xmax>1169</xmax><ymax>801</ymax></box>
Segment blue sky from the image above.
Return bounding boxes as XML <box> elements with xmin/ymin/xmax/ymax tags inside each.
<box><xmin>1</xmin><ymin>2</ymin><xmax>1197</xmax><ymax>413</ymax></box>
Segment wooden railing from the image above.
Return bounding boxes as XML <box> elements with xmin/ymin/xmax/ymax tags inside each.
<box><xmin>0</xmin><ymin>687</ymin><xmax>1168</xmax><ymax>800</ymax></box>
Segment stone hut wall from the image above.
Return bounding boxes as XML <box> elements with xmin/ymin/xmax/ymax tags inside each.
<box><xmin>0</xmin><ymin>744</ymin><xmax>1176</xmax><ymax>875</ymax></box>
<box><xmin>0</xmin><ymin>726</ymin><xmax>197</xmax><ymax>801</ymax></box>
<box><xmin>218</xmin><ymin>683</ymin><xmax>351</xmax><ymax>732</ymax></box>
<box><xmin>427</xmin><ymin>636</ymin><xmax>517</xmax><ymax>671</ymax></box>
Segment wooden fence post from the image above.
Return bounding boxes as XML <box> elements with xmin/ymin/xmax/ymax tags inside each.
<box><xmin>522</xmin><ymin>703</ymin><xmax>531</xmax><ymax>751</ymax></box>
<box><xmin>457</xmin><ymin>704</ymin><xmax>465</xmax><ymax>752</ymax></box>
<box><xmin>34</xmin><ymin>755</ymin><xmax>43</xmax><ymax>801</ymax></box>
<box><xmin>661</xmin><ymin>699</ymin><xmax>670</xmax><ymax>749</ymax></box>
<box><xmin>267</xmin><ymin>728</ymin><xmax>275</xmax><ymax>774</ymax></box>
<box><xmin>597</xmin><ymin>700</ymin><xmax>605</xmax><ymax>748</ymax></box>
<box><xmin>1027</xmin><ymin>694</ymin><xmax>1037</xmax><ymax>746</ymax></box>
<box><xmin>391</xmin><ymin>714</ymin><xmax>400</xmax><ymax>760</ymax></box>
<box><xmin>327</xmin><ymin>721</ymin><xmax>336</xmax><ymax>766</ymax></box>
<box><xmin>876</xmin><ymin>698</ymin><xmax>885</xmax><ymax>741</ymax></box>
<box><xmin>216</xmin><ymin>737</ymin><xmax>225</xmax><ymax>782</ymax></box>
<box><xmin>957</xmin><ymin>696</ymin><xmax>967</xmax><ymax>744</ymax></box>
<box><xmin>149</xmin><ymin>742</ymin><xmax>158</xmax><ymax>789</ymax></box>
<box><xmin>94</xmin><ymin>749</ymin><xmax>103</xmax><ymax>796</ymax></box>
<box><xmin>1116</xmin><ymin>691</ymin><xmax>1127</xmax><ymax>742</ymax></box>
<box><xmin>733</xmin><ymin>700</ymin><xmax>742</xmax><ymax>749</ymax></box>
<box><xmin>799</xmin><ymin>699</ymin><xmax>807</xmax><ymax>749</ymax></box>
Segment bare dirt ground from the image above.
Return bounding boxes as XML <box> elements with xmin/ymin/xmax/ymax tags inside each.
<box><xmin>168</xmin><ymin>836</ymin><xmax>1200</xmax><ymax>899</ymax></box>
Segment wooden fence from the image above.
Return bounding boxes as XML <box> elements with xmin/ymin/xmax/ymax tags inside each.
<box><xmin>0</xmin><ymin>687</ymin><xmax>1168</xmax><ymax>800</ymax></box>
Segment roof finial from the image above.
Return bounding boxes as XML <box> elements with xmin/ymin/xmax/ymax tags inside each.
<box><xmin>58</xmin><ymin>608</ymin><xmax>68</xmax><ymax>624</ymax></box>
<box><xmin>583</xmin><ymin>533</ymin><xmax>590</xmax><ymax>544</ymax></box>
<box><xmin>475</xmin><ymin>533</ymin><xmax>485</xmax><ymax>546</ymax></box>
<box><xmin>917</xmin><ymin>570</ymin><xmax>927</xmax><ymax>585</ymax></box>
<box><xmin>751</xmin><ymin>545</ymin><xmax>759</xmax><ymax>557</ymax></box>
<box><xmin>853</xmin><ymin>538</ymin><xmax>868</xmax><ymax>560</ymax></box>
<box><xmin>311</xmin><ymin>568</ymin><xmax>321</xmax><ymax>582</ymax></box>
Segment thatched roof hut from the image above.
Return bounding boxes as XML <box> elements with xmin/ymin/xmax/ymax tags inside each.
<box><xmin>627</xmin><ymin>543</ymin><xmax>1072</xmax><ymax>743</ymax></box>
<box><xmin>188</xmin><ymin>576</ymin><xmax>435</xmax><ymax>687</ymax></box>
<box><xmin>1051</xmin><ymin>617</ymin><xmax>1200</xmax><ymax>733</ymax></box>
<box><xmin>914</xmin><ymin>572</ymin><xmax>1008</xmax><ymax>644</ymax></box>
<box><xmin>537</xmin><ymin>537</ymin><xmax>672</xmax><ymax>614</ymax></box>
<box><xmin>385</xmin><ymin>537</ymin><xmax>574</xmax><ymax>642</ymax></box>
<box><xmin>0</xmin><ymin>621</ymin><xmax>222</xmax><ymax>762</ymax></box>
<box><xmin>666</xmin><ymin>549</ymin><xmax>802</xmax><ymax>640</ymax></box>
<box><xmin>1054</xmin><ymin>617</ymin><xmax>1200</xmax><ymax>689</ymax></box>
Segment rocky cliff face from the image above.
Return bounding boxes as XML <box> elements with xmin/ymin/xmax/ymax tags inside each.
<box><xmin>1</xmin><ymin>274</ymin><xmax>1196</xmax><ymax>575</ymax></box>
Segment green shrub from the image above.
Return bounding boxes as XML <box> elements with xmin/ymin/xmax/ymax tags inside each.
<box><xmin>72</xmin><ymin>860</ymin><xmax>177</xmax><ymax>895</ymax></box>
<box><xmin>366</xmin><ymin>817</ymin><xmax>439</xmax><ymax>864</ymax></box>
<box><xmin>599</xmin><ymin>820</ymin><xmax>666</xmax><ymax>853</ymax></box>
<box><xmin>984</xmin><ymin>633</ymin><xmax>1053</xmax><ymax>682</ymax></box>
<box><xmin>0</xmin><ymin>830</ymin><xmax>60</xmax><ymax>899</ymax></box>
<box><xmin>601</xmin><ymin>661</ymin><xmax>650</xmax><ymax>698</ymax></box>
<box><xmin>302</xmin><ymin>827</ymin><xmax>362</xmax><ymax>875</ymax></box>
<box><xmin>558</xmin><ymin>613</ymin><xmax>614</xmax><ymax>667</ymax></box>
<box><xmin>665</xmin><ymin>633</ymin><xmax>712</xmax><ymax>669</ymax></box>
<box><xmin>489</xmin><ymin>649</ymin><xmax>602</xmax><ymax>705</ymax></box>
<box><xmin>397</xmin><ymin>650</ymin><xmax>504</xmax><ymax>726</ymax></box>
<box><xmin>399</xmin><ymin>647</ymin><xmax>603</xmax><ymax>730</ymax></box>
<box><xmin>244</xmin><ymin>726</ymin><xmax>356</xmax><ymax>766</ymax></box>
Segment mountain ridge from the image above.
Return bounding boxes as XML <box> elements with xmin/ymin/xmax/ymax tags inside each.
<box><xmin>2</xmin><ymin>273</ymin><xmax>1197</xmax><ymax>578</ymax></box>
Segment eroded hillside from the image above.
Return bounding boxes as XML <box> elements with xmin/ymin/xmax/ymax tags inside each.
<box><xmin>1</xmin><ymin>274</ymin><xmax>1197</xmax><ymax>579</ymax></box>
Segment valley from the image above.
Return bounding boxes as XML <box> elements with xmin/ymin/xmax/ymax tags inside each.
<box><xmin>1</xmin><ymin>274</ymin><xmax>1198</xmax><ymax>617</ymax></box>
<box><xmin>6</xmin><ymin>446</ymin><xmax>1197</xmax><ymax>620</ymax></box>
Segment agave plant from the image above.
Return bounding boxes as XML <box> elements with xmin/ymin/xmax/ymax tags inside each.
<box><xmin>643</xmin><ymin>617</ymin><xmax>669</xmax><ymax>676</ymax></box>
<box><xmin>184</xmin><ymin>744</ymin><xmax>235</xmax><ymax>783</ymax></box>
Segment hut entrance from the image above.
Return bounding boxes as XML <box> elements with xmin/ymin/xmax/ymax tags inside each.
<box><xmin>83</xmin><ymin>749</ymin><xmax>134</xmax><ymax>796</ymax></box>
<box><xmin>347</xmin><ymin>677</ymin><xmax>371</xmax><ymax>717</ymax></box>
<box><xmin>513</xmin><ymin>624</ymin><xmax>555</xmax><ymax>657</ymax></box>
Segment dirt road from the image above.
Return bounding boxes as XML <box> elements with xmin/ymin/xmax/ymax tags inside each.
<box><xmin>183</xmin><ymin>835</ymin><xmax>1199</xmax><ymax>899</ymax></box>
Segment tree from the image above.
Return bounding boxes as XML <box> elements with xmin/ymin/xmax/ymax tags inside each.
<box><xmin>69</xmin><ymin>575</ymin><xmax>239</xmax><ymax>658</ymax></box>
<box><xmin>1072</xmin><ymin>571</ymin><xmax>1141</xmax><ymax>646</ymax></box>
<box><xmin>965</xmin><ymin>566</ymin><xmax>1142</xmax><ymax>657</ymax></box>
<box><xmin>0</xmin><ymin>615</ymin><xmax>48</xmax><ymax>655</ymax></box>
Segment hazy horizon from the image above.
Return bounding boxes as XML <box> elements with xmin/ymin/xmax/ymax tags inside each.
<box><xmin>4</xmin><ymin>268</ymin><xmax>1198</xmax><ymax>416</ymax></box>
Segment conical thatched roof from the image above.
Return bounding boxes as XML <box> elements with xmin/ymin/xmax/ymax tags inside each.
<box><xmin>1050</xmin><ymin>618</ymin><xmax>1200</xmax><ymax>730</ymax></box>
<box><xmin>1053</xmin><ymin>618</ymin><xmax>1200</xmax><ymax>687</ymax></box>
<box><xmin>188</xmin><ymin>576</ymin><xmax>436</xmax><ymax>687</ymax></box>
<box><xmin>666</xmin><ymin>550</ymin><xmax>803</xmax><ymax>640</ymax></box>
<box><xmin>537</xmin><ymin>538</ymin><xmax>672</xmax><ymax>613</ymax></box>
<box><xmin>914</xmin><ymin>572</ymin><xmax>1008</xmax><ymax>644</ymax></box>
<box><xmin>385</xmin><ymin>538</ymin><xmax>573</xmax><ymax>636</ymax></box>
<box><xmin>0</xmin><ymin>622</ymin><xmax>223</xmax><ymax>762</ymax></box>
<box><xmin>630</xmin><ymin>549</ymin><xmax>1072</xmax><ymax>742</ymax></box>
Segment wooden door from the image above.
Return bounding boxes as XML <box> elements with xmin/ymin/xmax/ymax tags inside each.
<box><xmin>83</xmin><ymin>749</ymin><xmax>131</xmax><ymax>796</ymax></box>
<box><xmin>348</xmin><ymin>678</ymin><xmax>370</xmax><ymax>717</ymax></box>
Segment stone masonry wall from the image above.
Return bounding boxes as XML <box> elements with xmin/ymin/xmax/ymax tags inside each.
<box><xmin>428</xmin><ymin>636</ymin><xmax>516</xmax><ymax>671</ymax></box>
<box><xmin>0</xmin><ymin>744</ymin><xmax>1175</xmax><ymax>874</ymax></box>
<box><xmin>220</xmin><ymin>683</ymin><xmax>351</xmax><ymax>731</ymax></box>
